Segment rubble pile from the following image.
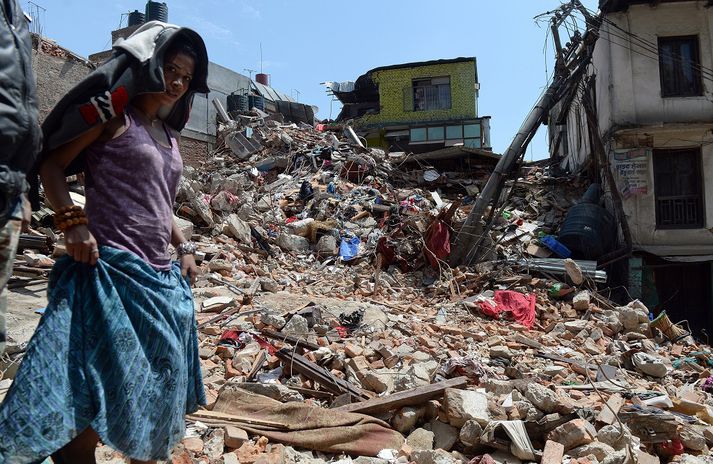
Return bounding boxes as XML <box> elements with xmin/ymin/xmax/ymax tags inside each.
<box><xmin>8</xmin><ymin>115</ymin><xmax>713</xmax><ymax>464</ymax></box>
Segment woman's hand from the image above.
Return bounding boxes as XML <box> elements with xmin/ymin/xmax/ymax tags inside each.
<box><xmin>21</xmin><ymin>195</ymin><xmax>32</xmax><ymax>232</ymax></box>
<box><xmin>180</xmin><ymin>253</ymin><xmax>199</xmax><ymax>285</ymax></box>
<box><xmin>65</xmin><ymin>224</ymin><xmax>100</xmax><ymax>265</ymax></box>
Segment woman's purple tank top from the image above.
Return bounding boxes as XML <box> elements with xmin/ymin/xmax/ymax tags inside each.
<box><xmin>83</xmin><ymin>108</ymin><xmax>183</xmax><ymax>270</ymax></box>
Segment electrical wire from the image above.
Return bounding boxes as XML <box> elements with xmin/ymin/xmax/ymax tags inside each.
<box><xmin>569</xmin><ymin>10</ymin><xmax>713</xmax><ymax>83</ymax></box>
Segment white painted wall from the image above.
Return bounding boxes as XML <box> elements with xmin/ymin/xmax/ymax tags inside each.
<box><xmin>596</xmin><ymin>1</ymin><xmax>713</xmax><ymax>134</ymax></box>
<box><xmin>551</xmin><ymin>1</ymin><xmax>713</xmax><ymax>255</ymax></box>
<box><xmin>612</xmin><ymin>126</ymin><xmax>713</xmax><ymax>255</ymax></box>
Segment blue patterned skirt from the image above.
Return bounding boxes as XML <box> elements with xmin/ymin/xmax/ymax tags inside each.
<box><xmin>0</xmin><ymin>247</ymin><xmax>205</xmax><ymax>463</ymax></box>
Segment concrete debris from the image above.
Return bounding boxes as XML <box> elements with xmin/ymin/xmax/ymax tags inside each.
<box><xmin>547</xmin><ymin>418</ymin><xmax>596</xmax><ymax>450</ymax></box>
<box><xmin>14</xmin><ymin>112</ymin><xmax>713</xmax><ymax>464</ymax></box>
<box><xmin>406</xmin><ymin>428</ymin><xmax>435</xmax><ymax>451</ymax></box>
<box><xmin>430</xmin><ymin>419</ymin><xmax>459</xmax><ymax>451</ymax></box>
<box><xmin>443</xmin><ymin>388</ymin><xmax>490</xmax><ymax>427</ymax></box>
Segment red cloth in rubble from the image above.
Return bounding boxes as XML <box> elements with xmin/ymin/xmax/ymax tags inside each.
<box><xmin>425</xmin><ymin>220</ymin><xmax>450</xmax><ymax>268</ymax></box>
<box><xmin>478</xmin><ymin>290</ymin><xmax>536</xmax><ymax>328</ymax></box>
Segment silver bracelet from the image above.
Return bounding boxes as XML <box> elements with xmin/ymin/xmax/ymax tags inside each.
<box><xmin>176</xmin><ymin>241</ymin><xmax>197</xmax><ymax>257</ymax></box>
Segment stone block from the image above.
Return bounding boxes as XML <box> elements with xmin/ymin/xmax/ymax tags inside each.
<box><xmin>393</xmin><ymin>406</ymin><xmax>424</xmax><ymax>434</ymax></box>
<box><xmin>224</xmin><ymin>426</ymin><xmax>249</xmax><ymax>449</ymax></box>
<box><xmin>406</xmin><ymin>428</ymin><xmax>435</xmax><ymax>451</ymax></box>
<box><xmin>459</xmin><ymin>419</ymin><xmax>483</xmax><ymax>447</ymax></box>
<box><xmin>573</xmin><ymin>291</ymin><xmax>591</xmax><ymax>311</ymax></box>
<box><xmin>431</xmin><ymin>419</ymin><xmax>458</xmax><ymax>451</ymax></box>
<box><xmin>277</xmin><ymin>233</ymin><xmax>310</xmax><ymax>252</ymax></box>
<box><xmin>541</xmin><ymin>440</ymin><xmax>564</xmax><ymax>464</ymax></box>
<box><xmin>443</xmin><ymin>388</ymin><xmax>490</xmax><ymax>427</ymax></box>
<box><xmin>570</xmin><ymin>441</ymin><xmax>616</xmax><ymax>460</ymax></box>
<box><xmin>546</xmin><ymin>419</ymin><xmax>596</xmax><ymax>450</ymax></box>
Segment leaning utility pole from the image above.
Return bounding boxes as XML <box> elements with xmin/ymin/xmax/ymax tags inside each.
<box><xmin>449</xmin><ymin>0</ymin><xmax>600</xmax><ymax>267</ymax></box>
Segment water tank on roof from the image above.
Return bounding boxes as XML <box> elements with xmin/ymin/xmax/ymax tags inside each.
<box><xmin>255</xmin><ymin>73</ymin><xmax>269</xmax><ymax>86</ymax></box>
<box><xmin>128</xmin><ymin>10</ymin><xmax>145</xmax><ymax>26</ymax></box>
<box><xmin>227</xmin><ymin>94</ymin><xmax>249</xmax><ymax>113</ymax></box>
<box><xmin>248</xmin><ymin>95</ymin><xmax>265</xmax><ymax>111</ymax></box>
<box><xmin>145</xmin><ymin>1</ymin><xmax>168</xmax><ymax>22</ymax></box>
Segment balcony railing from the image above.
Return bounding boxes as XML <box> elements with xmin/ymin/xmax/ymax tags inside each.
<box><xmin>656</xmin><ymin>196</ymin><xmax>703</xmax><ymax>229</ymax></box>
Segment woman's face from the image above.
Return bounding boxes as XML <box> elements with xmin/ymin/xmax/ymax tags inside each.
<box><xmin>160</xmin><ymin>51</ymin><xmax>196</xmax><ymax>105</ymax></box>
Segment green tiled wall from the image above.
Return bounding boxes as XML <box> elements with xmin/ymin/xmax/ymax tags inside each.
<box><xmin>358</xmin><ymin>60</ymin><xmax>477</xmax><ymax>127</ymax></box>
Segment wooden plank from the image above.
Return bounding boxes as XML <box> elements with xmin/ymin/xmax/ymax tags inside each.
<box><xmin>333</xmin><ymin>377</ymin><xmax>468</xmax><ymax>415</ymax></box>
<box><xmin>541</xmin><ymin>440</ymin><xmax>565</xmax><ymax>464</ymax></box>
<box><xmin>276</xmin><ymin>348</ymin><xmax>369</xmax><ymax>400</ymax></box>
<box><xmin>188</xmin><ymin>410</ymin><xmax>287</xmax><ymax>430</ymax></box>
<box><xmin>246</xmin><ymin>351</ymin><xmax>267</xmax><ymax>381</ymax></box>
<box><xmin>596</xmin><ymin>393</ymin><xmax>625</xmax><ymax>425</ymax></box>
<box><xmin>197</xmin><ymin>306</ymin><xmax>241</xmax><ymax>329</ymax></box>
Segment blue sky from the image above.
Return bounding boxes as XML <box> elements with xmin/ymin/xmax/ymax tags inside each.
<box><xmin>32</xmin><ymin>0</ymin><xmax>599</xmax><ymax>159</ymax></box>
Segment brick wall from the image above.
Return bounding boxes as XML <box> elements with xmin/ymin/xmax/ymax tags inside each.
<box><xmin>180</xmin><ymin>136</ymin><xmax>212</xmax><ymax>168</ymax></box>
<box><xmin>359</xmin><ymin>60</ymin><xmax>477</xmax><ymax>127</ymax></box>
<box><xmin>32</xmin><ymin>48</ymin><xmax>93</xmax><ymax>122</ymax></box>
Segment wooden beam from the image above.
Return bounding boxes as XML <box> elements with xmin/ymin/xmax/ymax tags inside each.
<box><xmin>188</xmin><ymin>410</ymin><xmax>287</xmax><ymax>430</ymax></box>
<box><xmin>276</xmin><ymin>348</ymin><xmax>369</xmax><ymax>400</ymax></box>
<box><xmin>333</xmin><ymin>377</ymin><xmax>468</xmax><ymax>415</ymax></box>
<box><xmin>197</xmin><ymin>306</ymin><xmax>242</xmax><ymax>329</ymax></box>
<box><xmin>246</xmin><ymin>351</ymin><xmax>268</xmax><ymax>381</ymax></box>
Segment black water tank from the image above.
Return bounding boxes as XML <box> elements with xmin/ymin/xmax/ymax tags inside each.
<box><xmin>227</xmin><ymin>94</ymin><xmax>249</xmax><ymax>113</ymax></box>
<box><xmin>145</xmin><ymin>1</ymin><xmax>168</xmax><ymax>22</ymax></box>
<box><xmin>128</xmin><ymin>10</ymin><xmax>145</xmax><ymax>26</ymax></box>
<box><xmin>248</xmin><ymin>95</ymin><xmax>265</xmax><ymax>111</ymax></box>
<box><xmin>558</xmin><ymin>184</ymin><xmax>616</xmax><ymax>260</ymax></box>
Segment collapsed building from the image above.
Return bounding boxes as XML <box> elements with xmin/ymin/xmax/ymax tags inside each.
<box><xmin>3</xmin><ymin>1</ymin><xmax>713</xmax><ymax>464</ymax></box>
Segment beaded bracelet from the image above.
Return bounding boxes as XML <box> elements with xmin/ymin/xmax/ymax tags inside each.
<box><xmin>53</xmin><ymin>205</ymin><xmax>88</xmax><ymax>232</ymax></box>
<box><xmin>55</xmin><ymin>205</ymin><xmax>83</xmax><ymax>215</ymax></box>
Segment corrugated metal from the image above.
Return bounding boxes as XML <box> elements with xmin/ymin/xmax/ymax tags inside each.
<box><xmin>252</xmin><ymin>81</ymin><xmax>295</xmax><ymax>103</ymax></box>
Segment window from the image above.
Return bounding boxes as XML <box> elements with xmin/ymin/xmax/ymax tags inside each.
<box><xmin>410</xmin><ymin>126</ymin><xmax>444</xmax><ymax>143</ymax></box>
<box><xmin>653</xmin><ymin>148</ymin><xmax>704</xmax><ymax>229</ymax></box>
<box><xmin>446</xmin><ymin>125</ymin><xmax>463</xmax><ymax>139</ymax></box>
<box><xmin>658</xmin><ymin>36</ymin><xmax>703</xmax><ymax>97</ymax></box>
<box><xmin>413</xmin><ymin>77</ymin><xmax>451</xmax><ymax>111</ymax></box>
<box><xmin>427</xmin><ymin>127</ymin><xmax>444</xmax><ymax>141</ymax></box>
<box><xmin>410</xmin><ymin>128</ymin><xmax>427</xmax><ymax>142</ymax></box>
<box><xmin>463</xmin><ymin>123</ymin><xmax>481</xmax><ymax>138</ymax></box>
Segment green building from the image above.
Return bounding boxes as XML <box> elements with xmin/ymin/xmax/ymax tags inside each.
<box><xmin>327</xmin><ymin>57</ymin><xmax>491</xmax><ymax>153</ymax></box>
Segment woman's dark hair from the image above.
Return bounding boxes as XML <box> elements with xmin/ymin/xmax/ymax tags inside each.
<box><xmin>165</xmin><ymin>39</ymin><xmax>198</xmax><ymax>63</ymax></box>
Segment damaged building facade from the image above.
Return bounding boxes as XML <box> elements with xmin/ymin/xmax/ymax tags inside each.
<box><xmin>327</xmin><ymin>58</ymin><xmax>491</xmax><ymax>154</ymax></box>
<box><xmin>87</xmin><ymin>2</ymin><xmax>314</xmax><ymax>166</ymax></box>
<box><xmin>549</xmin><ymin>0</ymin><xmax>713</xmax><ymax>335</ymax></box>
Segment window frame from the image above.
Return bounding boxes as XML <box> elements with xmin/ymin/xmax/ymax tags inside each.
<box><xmin>412</xmin><ymin>76</ymin><xmax>452</xmax><ymax>111</ymax></box>
<box><xmin>658</xmin><ymin>35</ymin><xmax>703</xmax><ymax>98</ymax></box>
<box><xmin>653</xmin><ymin>147</ymin><xmax>705</xmax><ymax>229</ymax></box>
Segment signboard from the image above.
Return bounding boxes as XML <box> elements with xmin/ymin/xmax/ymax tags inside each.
<box><xmin>612</xmin><ymin>148</ymin><xmax>651</xmax><ymax>196</ymax></box>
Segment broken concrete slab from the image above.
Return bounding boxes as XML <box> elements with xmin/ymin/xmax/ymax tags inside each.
<box><xmin>443</xmin><ymin>388</ymin><xmax>490</xmax><ymax>427</ymax></box>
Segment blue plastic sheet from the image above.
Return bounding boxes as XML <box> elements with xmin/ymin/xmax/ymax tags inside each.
<box><xmin>339</xmin><ymin>236</ymin><xmax>361</xmax><ymax>261</ymax></box>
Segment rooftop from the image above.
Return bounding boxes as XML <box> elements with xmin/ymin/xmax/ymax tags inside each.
<box><xmin>599</xmin><ymin>0</ymin><xmax>699</xmax><ymax>13</ymax></box>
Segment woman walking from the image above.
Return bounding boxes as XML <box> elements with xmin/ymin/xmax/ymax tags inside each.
<box><xmin>0</xmin><ymin>22</ymin><xmax>209</xmax><ymax>464</ymax></box>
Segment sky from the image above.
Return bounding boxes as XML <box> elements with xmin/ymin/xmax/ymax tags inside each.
<box><xmin>30</xmin><ymin>0</ymin><xmax>600</xmax><ymax>160</ymax></box>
